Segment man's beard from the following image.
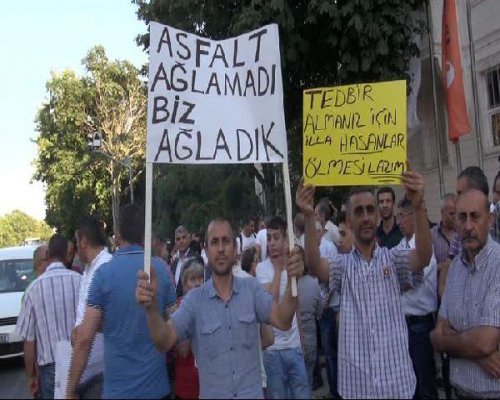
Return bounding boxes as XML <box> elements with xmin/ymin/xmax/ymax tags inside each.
<box><xmin>211</xmin><ymin>263</ymin><xmax>233</xmax><ymax>277</ymax></box>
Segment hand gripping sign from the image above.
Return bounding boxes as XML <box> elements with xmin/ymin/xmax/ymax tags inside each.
<box><xmin>145</xmin><ymin>22</ymin><xmax>297</xmax><ymax>295</ymax></box>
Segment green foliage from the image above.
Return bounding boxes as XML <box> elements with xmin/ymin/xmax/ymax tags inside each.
<box><xmin>152</xmin><ymin>164</ymin><xmax>263</xmax><ymax>239</ymax></box>
<box><xmin>33</xmin><ymin>46</ymin><xmax>147</xmax><ymax>237</ymax></box>
<box><xmin>0</xmin><ymin>210</ymin><xmax>53</xmax><ymax>248</ymax></box>
<box><xmin>134</xmin><ymin>0</ymin><xmax>425</xmax><ymax>208</ymax></box>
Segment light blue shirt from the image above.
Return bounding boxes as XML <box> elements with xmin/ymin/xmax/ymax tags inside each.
<box><xmin>440</xmin><ymin>236</ymin><xmax>500</xmax><ymax>398</ymax></box>
<box><xmin>172</xmin><ymin>275</ymin><xmax>273</xmax><ymax>399</ymax></box>
<box><xmin>87</xmin><ymin>245</ymin><xmax>176</xmax><ymax>399</ymax></box>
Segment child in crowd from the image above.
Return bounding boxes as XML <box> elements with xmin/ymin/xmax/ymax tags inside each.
<box><xmin>175</xmin><ymin>258</ymin><xmax>204</xmax><ymax>400</ymax></box>
<box><xmin>240</xmin><ymin>247</ymin><xmax>259</xmax><ymax>277</ymax></box>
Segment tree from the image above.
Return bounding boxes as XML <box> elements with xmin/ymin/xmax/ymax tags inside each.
<box><xmin>0</xmin><ymin>210</ymin><xmax>53</xmax><ymax>248</ymax></box>
<box><xmin>33</xmin><ymin>46</ymin><xmax>147</xmax><ymax>237</ymax></box>
<box><xmin>152</xmin><ymin>164</ymin><xmax>263</xmax><ymax>240</ymax></box>
<box><xmin>133</xmin><ymin>0</ymin><xmax>425</xmax><ymax>207</ymax></box>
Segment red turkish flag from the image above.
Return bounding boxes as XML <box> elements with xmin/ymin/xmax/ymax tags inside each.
<box><xmin>442</xmin><ymin>0</ymin><xmax>471</xmax><ymax>143</ymax></box>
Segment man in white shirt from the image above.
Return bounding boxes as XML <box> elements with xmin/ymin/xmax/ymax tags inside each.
<box><xmin>255</xmin><ymin>218</ymin><xmax>268</xmax><ymax>262</ymax></box>
<box><xmin>256</xmin><ymin>216</ymin><xmax>310</xmax><ymax>399</ymax></box>
<box><xmin>396</xmin><ymin>197</ymin><xmax>438</xmax><ymax>399</ymax></box>
<box><xmin>236</xmin><ymin>217</ymin><xmax>257</xmax><ymax>258</ymax></box>
<box><xmin>315</xmin><ymin>198</ymin><xmax>340</xmax><ymax>246</ymax></box>
<box><xmin>72</xmin><ymin>215</ymin><xmax>112</xmax><ymax>398</ymax></box>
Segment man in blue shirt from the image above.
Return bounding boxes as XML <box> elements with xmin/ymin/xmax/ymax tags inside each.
<box><xmin>67</xmin><ymin>204</ymin><xmax>177</xmax><ymax>399</ymax></box>
<box><xmin>136</xmin><ymin>217</ymin><xmax>304</xmax><ymax>399</ymax></box>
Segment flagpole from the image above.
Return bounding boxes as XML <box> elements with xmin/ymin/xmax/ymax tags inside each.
<box><xmin>144</xmin><ymin>162</ymin><xmax>153</xmax><ymax>278</ymax></box>
<box><xmin>466</xmin><ymin>0</ymin><xmax>484</xmax><ymax>169</ymax></box>
<box><xmin>425</xmin><ymin>0</ymin><xmax>445</xmax><ymax>197</ymax></box>
<box><xmin>455</xmin><ymin>142</ymin><xmax>462</xmax><ymax>172</ymax></box>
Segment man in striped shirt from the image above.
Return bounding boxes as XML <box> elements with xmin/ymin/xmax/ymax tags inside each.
<box><xmin>431</xmin><ymin>189</ymin><xmax>500</xmax><ymax>399</ymax></box>
<box><xmin>296</xmin><ymin>171</ymin><xmax>432</xmax><ymax>399</ymax></box>
<box><xmin>17</xmin><ymin>234</ymin><xmax>81</xmax><ymax>399</ymax></box>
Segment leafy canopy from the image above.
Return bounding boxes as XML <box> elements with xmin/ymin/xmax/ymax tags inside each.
<box><xmin>0</xmin><ymin>210</ymin><xmax>53</xmax><ymax>248</ymax></box>
<box><xmin>33</xmin><ymin>46</ymin><xmax>147</xmax><ymax>237</ymax></box>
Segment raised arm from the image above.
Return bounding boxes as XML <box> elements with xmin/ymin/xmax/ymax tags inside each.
<box><xmin>402</xmin><ymin>170</ymin><xmax>432</xmax><ymax>273</ymax></box>
<box><xmin>136</xmin><ymin>269</ymin><xmax>178</xmax><ymax>352</ymax></box>
<box><xmin>295</xmin><ymin>179</ymin><xmax>330</xmax><ymax>284</ymax></box>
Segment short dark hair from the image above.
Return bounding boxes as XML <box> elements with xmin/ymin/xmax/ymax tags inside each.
<box><xmin>189</xmin><ymin>240</ymin><xmax>202</xmax><ymax>255</ymax></box>
<box><xmin>118</xmin><ymin>204</ymin><xmax>144</xmax><ymax>245</ymax></box>
<box><xmin>78</xmin><ymin>215</ymin><xmax>107</xmax><ymax>247</ymax></box>
<box><xmin>240</xmin><ymin>216</ymin><xmax>253</xmax><ymax>226</ymax></box>
<box><xmin>293</xmin><ymin>212</ymin><xmax>305</xmax><ymax>233</ymax></box>
<box><xmin>493</xmin><ymin>171</ymin><xmax>500</xmax><ymax>194</ymax></box>
<box><xmin>337</xmin><ymin>211</ymin><xmax>347</xmax><ymax>225</ymax></box>
<box><xmin>267</xmin><ymin>216</ymin><xmax>287</xmax><ymax>235</ymax></box>
<box><xmin>346</xmin><ymin>187</ymin><xmax>375</xmax><ymax>213</ymax></box>
<box><xmin>206</xmin><ymin>217</ymin><xmax>236</xmax><ymax>245</ymax></box>
<box><xmin>315</xmin><ymin>198</ymin><xmax>336</xmax><ymax>220</ymax></box>
<box><xmin>397</xmin><ymin>196</ymin><xmax>413</xmax><ymax>211</ymax></box>
<box><xmin>457</xmin><ymin>166</ymin><xmax>489</xmax><ymax>196</ymax></box>
<box><xmin>241</xmin><ymin>247</ymin><xmax>257</xmax><ymax>274</ymax></box>
<box><xmin>48</xmin><ymin>233</ymin><xmax>68</xmax><ymax>261</ymax></box>
<box><xmin>376</xmin><ymin>186</ymin><xmax>396</xmax><ymax>202</ymax></box>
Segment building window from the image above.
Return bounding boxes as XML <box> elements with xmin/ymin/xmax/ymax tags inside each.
<box><xmin>487</xmin><ymin>66</ymin><xmax>500</xmax><ymax>146</ymax></box>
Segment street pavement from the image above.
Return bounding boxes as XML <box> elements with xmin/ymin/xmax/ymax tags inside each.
<box><xmin>0</xmin><ymin>354</ymin><xmax>447</xmax><ymax>399</ymax></box>
<box><xmin>0</xmin><ymin>356</ymin><xmax>30</xmax><ymax>399</ymax></box>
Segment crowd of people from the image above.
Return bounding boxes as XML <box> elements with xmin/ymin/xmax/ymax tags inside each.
<box><xmin>15</xmin><ymin>166</ymin><xmax>500</xmax><ymax>399</ymax></box>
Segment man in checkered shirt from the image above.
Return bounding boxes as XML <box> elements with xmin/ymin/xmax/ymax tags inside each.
<box><xmin>431</xmin><ymin>188</ymin><xmax>500</xmax><ymax>399</ymax></box>
<box><xmin>296</xmin><ymin>170</ymin><xmax>432</xmax><ymax>399</ymax></box>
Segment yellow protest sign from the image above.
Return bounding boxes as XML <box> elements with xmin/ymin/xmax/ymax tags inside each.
<box><xmin>302</xmin><ymin>80</ymin><xmax>406</xmax><ymax>186</ymax></box>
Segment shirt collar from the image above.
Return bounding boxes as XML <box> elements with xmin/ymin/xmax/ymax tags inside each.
<box><xmin>207</xmin><ymin>274</ymin><xmax>240</xmax><ymax>299</ymax></box>
<box><xmin>377</xmin><ymin>216</ymin><xmax>399</xmax><ymax>235</ymax></box>
<box><xmin>116</xmin><ymin>244</ymin><xmax>143</xmax><ymax>255</ymax></box>
<box><xmin>88</xmin><ymin>248</ymin><xmax>109</xmax><ymax>269</ymax></box>
<box><xmin>352</xmin><ymin>242</ymin><xmax>380</xmax><ymax>262</ymax></box>
<box><xmin>437</xmin><ymin>222</ymin><xmax>452</xmax><ymax>245</ymax></box>
<box><xmin>460</xmin><ymin>235</ymin><xmax>493</xmax><ymax>271</ymax></box>
<box><xmin>46</xmin><ymin>261</ymin><xmax>66</xmax><ymax>272</ymax></box>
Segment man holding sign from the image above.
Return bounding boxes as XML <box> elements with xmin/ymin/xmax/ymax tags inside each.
<box><xmin>296</xmin><ymin>170</ymin><xmax>432</xmax><ymax>399</ymax></box>
<box><xmin>136</xmin><ymin>218</ymin><xmax>303</xmax><ymax>399</ymax></box>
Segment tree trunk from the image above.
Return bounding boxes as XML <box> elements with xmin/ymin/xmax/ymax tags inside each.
<box><xmin>110</xmin><ymin>163</ymin><xmax>120</xmax><ymax>236</ymax></box>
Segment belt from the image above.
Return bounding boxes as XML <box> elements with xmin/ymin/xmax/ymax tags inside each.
<box><xmin>405</xmin><ymin>312</ymin><xmax>434</xmax><ymax>325</ymax></box>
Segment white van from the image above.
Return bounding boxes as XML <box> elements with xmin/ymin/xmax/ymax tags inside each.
<box><xmin>0</xmin><ymin>245</ymin><xmax>37</xmax><ymax>358</ymax></box>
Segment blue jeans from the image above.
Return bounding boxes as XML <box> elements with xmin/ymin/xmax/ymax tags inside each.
<box><xmin>407</xmin><ymin>315</ymin><xmax>438</xmax><ymax>400</ymax></box>
<box><xmin>264</xmin><ymin>348</ymin><xmax>310</xmax><ymax>399</ymax></box>
<box><xmin>39</xmin><ymin>363</ymin><xmax>55</xmax><ymax>399</ymax></box>
<box><xmin>319</xmin><ymin>307</ymin><xmax>339</xmax><ymax>398</ymax></box>
<box><xmin>77</xmin><ymin>373</ymin><xmax>104</xmax><ymax>399</ymax></box>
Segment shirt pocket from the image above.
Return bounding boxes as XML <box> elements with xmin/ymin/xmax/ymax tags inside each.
<box><xmin>200</xmin><ymin>319</ymin><xmax>222</xmax><ymax>360</ymax></box>
<box><xmin>237</xmin><ymin>313</ymin><xmax>257</xmax><ymax>349</ymax></box>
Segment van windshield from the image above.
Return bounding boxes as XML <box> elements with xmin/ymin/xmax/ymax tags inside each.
<box><xmin>0</xmin><ymin>259</ymin><xmax>34</xmax><ymax>293</ymax></box>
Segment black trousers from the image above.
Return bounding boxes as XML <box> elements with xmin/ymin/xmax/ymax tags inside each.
<box><xmin>406</xmin><ymin>313</ymin><xmax>439</xmax><ymax>400</ymax></box>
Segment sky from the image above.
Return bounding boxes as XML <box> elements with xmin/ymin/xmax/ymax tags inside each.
<box><xmin>0</xmin><ymin>0</ymin><xmax>148</xmax><ymax>221</ymax></box>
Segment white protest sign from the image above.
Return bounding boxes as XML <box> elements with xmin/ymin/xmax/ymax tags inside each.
<box><xmin>147</xmin><ymin>22</ymin><xmax>287</xmax><ymax>164</ymax></box>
